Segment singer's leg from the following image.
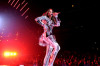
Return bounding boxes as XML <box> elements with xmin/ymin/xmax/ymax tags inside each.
<box><xmin>46</xmin><ymin>36</ymin><xmax>60</xmax><ymax>66</ymax></box>
<box><xmin>39</xmin><ymin>36</ymin><xmax>53</xmax><ymax>66</ymax></box>
<box><xmin>49</xmin><ymin>42</ymin><xmax>60</xmax><ymax>66</ymax></box>
<box><xmin>43</xmin><ymin>35</ymin><xmax>60</xmax><ymax>66</ymax></box>
<box><xmin>43</xmin><ymin>45</ymin><xmax>53</xmax><ymax>66</ymax></box>
<box><xmin>39</xmin><ymin>36</ymin><xmax>46</xmax><ymax>47</ymax></box>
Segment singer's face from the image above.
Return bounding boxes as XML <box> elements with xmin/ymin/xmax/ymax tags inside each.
<box><xmin>49</xmin><ymin>9</ymin><xmax>53</xmax><ymax>15</ymax></box>
<box><xmin>48</xmin><ymin>9</ymin><xmax>53</xmax><ymax>17</ymax></box>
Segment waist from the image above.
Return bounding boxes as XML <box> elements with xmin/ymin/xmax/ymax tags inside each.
<box><xmin>46</xmin><ymin>33</ymin><xmax>54</xmax><ymax>37</ymax></box>
<box><xmin>41</xmin><ymin>32</ymin><xmax>54</xmax><ymax>37</ymax></box>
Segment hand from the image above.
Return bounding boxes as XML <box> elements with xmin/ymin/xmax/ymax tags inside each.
<box><xmin>53</xmin><ymin>12</ymin><xmax>60</xmax><ymax>16</ymax></box>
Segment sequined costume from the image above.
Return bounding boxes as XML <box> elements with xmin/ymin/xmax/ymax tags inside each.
<box><xmin>35</xmin><ymin>13</ymin><xmax>61</xmax><ymax>66</ymax></box>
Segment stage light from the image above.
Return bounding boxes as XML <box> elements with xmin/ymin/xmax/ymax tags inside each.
<box><xmin>13</xmin><ymin>0</ymin><xmax>19</xmax><ymax>7</ymax></box>
<box><xmin>16</xmin><ymin>4</ymin><xmax>20</xmax><ymax>9</ymax></box>
<box><xmin>8</xmin><ymin>0</ymin><xmax>29</xmax><ymax>19</ymax></box>
<box><xmin>0</xmin><ymin>17</ymin><xmax>2</xmax><ymax>28</ymax></box>
<box><xmin>11</xmin><ymin>0</ymin><xmax>15</xmax><ymax>6</ymax></box>
<box><xmin>14</xmin><ymin>52</ymin><xmax>17</xmax><ymax>55</ymax></box>
<box><xmin>20</xmin><ymin>2</ymin><xmax>28</xmax><ymax>11</ymax></box>
<box><xmin>21</xmin><ymin>8</ymin><xmax>29</xmax><ymax>16</ymax></box>
<box><xmin>72</xmin><ymin>5</ymin><xmax>74</xmax><ymax>7</ymax></box>
<box><xmin>21</xmin><ymin>0</ymin><xmax>25</xmax><ymax>5</ymax></box>
<box><xmin>8</xmin><ymin>0</ymin><xmax>11</xmax><ymax>3</ymax></box>
<box><xmin>0</xmin><ymin>15</ymin><xmax>3</xmax><ymax>22</ymax></box>
<box><xmin>4</xmin><ymin>52</ymin><xmax>10</xmax><ymax>57</ymax></box>
<box><xmin>25</xmin><ymin>15</ymin><xmax>28</xmax><ymax>19</ymax></box>
<box><xmin>10</xmin><ymin>53</ymin><xmax>13</xmax><ymax>55</ymax></box>
<box><xmin>0</xmin><ymin>16</ymin><xmax>5</xmax><ymax>29</ymax></box>
<box><xmin>4</xmin><ymin>51</ymin><xmax>17</xmax><ymax>57</ymax></box>
<box><xmin>19</xmin><ymin>65</ymin><xmax>24</xmax><ymax>66</ymax></box>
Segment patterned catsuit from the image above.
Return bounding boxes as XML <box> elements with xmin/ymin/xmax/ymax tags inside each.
<box><xmin>35</xmin><ymin>15</ymin><xmax>61</xmax><ymax>66</ymax></box>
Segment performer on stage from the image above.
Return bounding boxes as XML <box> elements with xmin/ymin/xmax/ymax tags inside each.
<box><xmin>35</xmin><ymin>9</ymin><xmax>61</xmax><ymax>66</ymax></box>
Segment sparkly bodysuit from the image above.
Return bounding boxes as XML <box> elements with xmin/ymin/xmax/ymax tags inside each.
<box><xmin>35</xmin><ymin>14</ymin><xmax>61</xmax><ymax>66</ymax></box>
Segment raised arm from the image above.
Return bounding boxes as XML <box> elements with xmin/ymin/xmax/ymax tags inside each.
<box><xmin>53</xmin><ymin>14</ymin><xmax>61</xmax><ymax>27</ymax></box>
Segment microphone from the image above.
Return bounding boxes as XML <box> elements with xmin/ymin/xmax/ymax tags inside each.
<box><xmin>52</xmin><ymin>12</ymin><xmax>60</xmax><ymax>17</ymax></box>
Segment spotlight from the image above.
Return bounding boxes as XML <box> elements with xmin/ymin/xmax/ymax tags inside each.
<box><xmin>0</xmin><ymin>17</ymin><xmax>3</xmax><ymax>28</ymax></box>
<box><xmin>4</xmin><ymin>52</ymin><xmax>10</xmax><ymax>57</ymax></box>
<box><xmin>4</xmin><ymin>51</ymin><xmax>17</xmax><ymax>57</ymax></box>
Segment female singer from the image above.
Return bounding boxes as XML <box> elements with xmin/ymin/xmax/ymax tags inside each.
<box><xmin>35</xmin><ymin>9</ymin><xmax>61</xmax><ymax>66</ymax></box>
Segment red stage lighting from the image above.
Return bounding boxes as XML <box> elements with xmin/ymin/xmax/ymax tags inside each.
<box><xmin>4</xmin><ymin>51</ymin><xmax>17</xmax><ymax>57</ymax></box>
